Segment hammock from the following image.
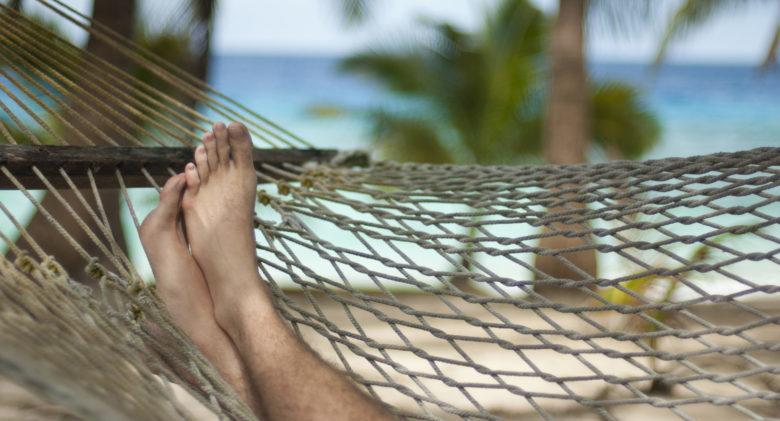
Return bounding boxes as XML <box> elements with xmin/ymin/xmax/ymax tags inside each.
<box><xmin>1</xmin><ymin>1</ymin><xmax>778</xmax><ymax>420</ymax></box>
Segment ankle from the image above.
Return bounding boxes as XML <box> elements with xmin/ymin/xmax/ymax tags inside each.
<box><xmin>215</xmin><ymin>285</ymin><xmax>277</xmax><ymax>338</ymax></box>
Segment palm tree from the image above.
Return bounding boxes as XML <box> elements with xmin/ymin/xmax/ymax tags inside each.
<box><xmin>185</xmin><ymin>0</ymin><xmax>217</xmax><ymax>83</ymax></box>
<box><xmin>340</xmin><ymin>0</ymin><xmax>546</xmax><ymax>293</ymax></box>
<box><xmin>539</xmin><ymin>0</ymin><xmax>777</xmax><ymax>299</ymax></box>
<box><xmin>536</xmin><ymin>0</ymin><xmax>676</xmax><ymax>301</ymax></box>
<box><xmin>339</xmin><ymin>0</ymin><xmax>660</xmax><ymax>295</ymax></box>
<box><xmin>341</xmin><ymin>0</ymin><xmax>547</xmax><ymax>165</ymax></box>
<box><xmin>543</xmin><ymin>0</ymin><xmax>587</xmax><ymax>166</ymax></box>
<box><xmin>534</xmin><ymin>0</ymin><xmax>593</xmax><ymax>301</ymax></box>
<box><xmin>342</xmin><ymin>0</ymin><xmax>772</xmax><ymax>300</ymax></box>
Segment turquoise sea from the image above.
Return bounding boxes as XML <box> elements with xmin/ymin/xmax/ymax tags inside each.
<box><xmin>207</xmin><ymin>56</ymin><xmax>780</xmax><ymax>297</ymax></box>
<box><xmin>208</xmin><ymin>55</ymin><xmax>780</xmax><ymax>155</ymax></box>
<box><xmin>1</xmin><ymin>56</ymin><xmax>778</xmax><ymax>295</ymax></box>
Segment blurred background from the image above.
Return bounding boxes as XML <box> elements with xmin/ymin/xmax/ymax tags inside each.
<box><xmin>9</xmin><ymin>0</ymin><xmax>780</xmax><ymax>163</ymax></box>
<box><xmin>2</xmin><ymin>0</ymin><xmax>779</xmax><ymax>288</ymax></box>
<box><xmin>1</xmin><ymin>3</ymin><xmax>779</xmax><ymax>419</ymax></box>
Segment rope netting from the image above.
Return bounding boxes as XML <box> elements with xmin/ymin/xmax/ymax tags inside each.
<box><xmin>0</xmin><ymin>1</ymin><xmax>778</xmax><ymax>420</ymax></box>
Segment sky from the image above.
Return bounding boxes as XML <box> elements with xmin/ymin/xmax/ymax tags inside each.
<box><xmin>21</xmin><ymin>0</ymin><xmax>780</xmax><ymax>64</ymax></box>
<box><xmin>204</xmin><ymin>0</ymin><xmax>779</xmax><ymax>64</ymax></box>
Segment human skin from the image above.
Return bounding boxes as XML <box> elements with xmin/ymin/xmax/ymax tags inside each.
<box><xmin>138</xmin><ymin>169</ymin><xmax>259</xmax><ymax>414</ymax></box>
<box><xmin>142</xmin><ymin>122</ymin><xmax>395</xmax><ymax>421</ymax></box>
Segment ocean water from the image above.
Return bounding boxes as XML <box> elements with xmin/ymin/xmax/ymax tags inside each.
<box><xmin>590</xmin><ymin>62</ymin><xmax>780</xmax><ymax>158</ymax></box>
<box><xmin>1</xmin><ymin>56</ymin><xmax>778</xmax><ymax>296</ymax></box>
<box><xmin>204</xmin><ymin>56</ymin><xmax>780</xmax><ymax>297</ymax></box>
<box><xmin>207</xmin><ymin>55</ymin><xmax>780</xmax><ymax>156</ymax></box>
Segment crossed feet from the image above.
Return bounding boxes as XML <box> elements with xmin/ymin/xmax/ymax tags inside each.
<box><xmin>139</xmin><ymin>121</ymin><xmax>264</xmax><ymax>411</ymax></box>
<box><xmin>140</xmin><ymin>122</ymin><xmax>394</xmax><ymax>421</ymax></box>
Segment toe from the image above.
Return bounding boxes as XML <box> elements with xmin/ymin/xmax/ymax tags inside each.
<box><xmin>214</xmin><ymin>122</ymin><xmax>230</xmax><ymax>166</ymax></box>
<box><xmin>227</xmin><ymin>122</ymin><xmax>253</xmax><ymax>168</ymax></box>
<box><xmin>159</xmin><ymin>174</ymin><xmax>186</xmax><ymax>214</ymax></box>
<box><xmin>184</xmin><ymin>162</ymin><xmax>200</xmax><ymax>194</ymax></box>
<box><xmin>203</xmin><ymin>132</ymin><xmax>219</xmax><ymax>173</ymax></box>
<box><xmin>140</xmin><ymin>174</ymin><xmax>185</xmax><ymax>243</ymax></box>
<box><xmin>194</xmin><ymin>145</ymin><xmax>209</xmax><ymax>183</ymax></box>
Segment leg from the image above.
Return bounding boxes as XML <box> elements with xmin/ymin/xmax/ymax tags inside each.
<box><xmin>139</xmin><ymin>171</ymin><xmax>258</xmax><ymax>413</ymax></box>
<box><xmin>182</xmin><ymin>122</ymin><xmax>395</xmax><ymax>421</ymax></box>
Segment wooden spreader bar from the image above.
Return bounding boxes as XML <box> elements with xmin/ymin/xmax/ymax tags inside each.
<box><xmin>0</xmin><ymin>145</ymin><xmax>337</xmax><ymax>189</ymax></box>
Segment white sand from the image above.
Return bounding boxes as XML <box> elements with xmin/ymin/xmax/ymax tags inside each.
<box><xmin>1</xmin><ymin>295</ymin><xmax>777</xmax><ymax>420</ymax></box>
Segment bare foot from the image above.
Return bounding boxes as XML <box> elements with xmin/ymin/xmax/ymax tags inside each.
<box><xmin>181</xmin><ymin>123</ymin><xmax>396</xmax><ymax>421</ymax></box>
<box><xmin>139</xmin><ymin>172</ymin><xmax>255</xmax><ymax>409</ymax></box>
<box><xmin>181</xmin><ymin>122</ymin><xmax>269</xmax><ymax>335</ymax></box>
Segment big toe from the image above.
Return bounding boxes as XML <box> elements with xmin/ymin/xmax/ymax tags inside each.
<box><xmin>227</xmin><ymin>122</ymin><xmax>253</xmax><ymax>168</ymax></box>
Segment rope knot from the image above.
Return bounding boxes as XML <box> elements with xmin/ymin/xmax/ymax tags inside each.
<box><xmin>85</xmin><ymin>259</ymin><xmax>106</xmax><ymax>280</ymax></box>
<box><xmin>14</xmin><ymin>253</ymin><xmax>37</xmax><ymax>275</ymax></box>
<box><xmin>277</xmin><ymin>182</ymin><xmax>291</xmax><ymax>195</ymax></box>
<box><xmin>257</xmin><ymin>189</ymin><xmax>273</xmax><ymax>206</ymax></box>
<box><xmin>42</xmin><ymin>257</ymin><xmax>65</xmax><ymax>278</ymax></box>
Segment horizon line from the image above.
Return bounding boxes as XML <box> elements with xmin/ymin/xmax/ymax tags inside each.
<box><xmin>209</xmin><ymin>52</ymin><xmax>774</xmax><ymax>68</ymax></box>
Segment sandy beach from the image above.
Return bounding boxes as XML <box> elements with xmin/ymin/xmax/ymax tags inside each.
<box><xmin>2</xmin><ymin>292</ymin><xmax>777</xmax><ymax>421</ymax></box>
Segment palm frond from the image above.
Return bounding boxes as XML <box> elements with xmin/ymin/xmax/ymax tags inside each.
<box><xmin>590</xmin><ymin>82</ymin><xmax>660</xmax><ymax>160</ymax></box>
<box><xmin>340</xmin><ymin>52</ymin><xmax>432</xmax><ymax>95</ymax></box>
<box><xmin>338</xmin><ymin>0</ymin><xmax>370</xmax><ymax>27</ymax></box>
<box><xmin>760</xmin><ymin>18</ymin><xmax>780</xmax><ymax>73</ymax></box>
<box><xmin>587</xmin><ymin>0</ymin><xmax>657</xmax><ymax>37</ymax></box>
<box><xmin>654</xmin><ymin>0</ymin><xmax>751</xmax><ymax>68</ymax></box>
<box><xmin>487</xmin><ymin>0</ymin><xmax>548</xmax><ymax>53</ymax></box>
<box><xmin>369</xmin><ymin>111</ymin><xmax>454</xmax><ymax>164</ymax></box>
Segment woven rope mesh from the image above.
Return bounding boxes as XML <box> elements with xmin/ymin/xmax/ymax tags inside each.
<box><xmin>0</xmin><ymin>1</ymin><xmax>779</xmax><ymax>420</ymax></box>
<box><xmin>255</xmin><ymin>152</ymin><xmax>780</xmax><ymax>420</ymax></box>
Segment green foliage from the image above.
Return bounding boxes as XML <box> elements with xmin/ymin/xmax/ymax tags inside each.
<box><xmin>590</xmin><ymin>82</ymin><xmax>660</xmax><ymax>160</ymax></box>
<box><xmin>339</xmin><ymin>0</ymin><xmax>660</xmax><ymax>165</ymax></box>
<box><xmin>367</xmin><ymin>110</ymin><xmax>455</xmax><ymax>164</ymax></box>
<box><xmin>0</xmin><ymin>8</ymin><xmax>80</xmax><ymax>145</ymax></box>
<box><xmin>134</xmin><ymin>29</ymin><xmax>193</xmax><ymax>97</ymax></box>
<box><xmin>0</xmin><ymin>116</ymin><xmax>63</xmax><ymax>145</ymax></box>
<box><xmin>341</xmin><ymin>0</ymin><xmax>547</xmax><ymax>165</ymax></box>
<box><xmin>130</xmin><ymin>1</ymin><xmax>218</xmax><ymax>144</ymax></box>
<box><xmin>1</xmin><ymin>1</ymin><xmax>218</xmax><ymax>149</ymax></box>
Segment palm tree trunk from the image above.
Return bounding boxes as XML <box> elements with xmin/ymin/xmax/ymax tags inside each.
<box><xmin>535</xmin><ymin>0</ymin><xmax>596</xmax><ymax>303</ymax></box>
<box><xmin>187</xmin><ymin>0</ymin><xmax>215</xmax><ymax>82</ymax></box>
<box><xmin>544</xmin><ymin>0</ymin><xmax>588</xmax><ymax>166</ymax></box>
<box><xmin>180</xmin><ymin>0</ymin><xmax>215</xmax><ymax>130</ymax></box>
<box><xmin>14</xmin><ymin>0</ymin><xmax>136</xmax><ymax>284</ymax></box>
